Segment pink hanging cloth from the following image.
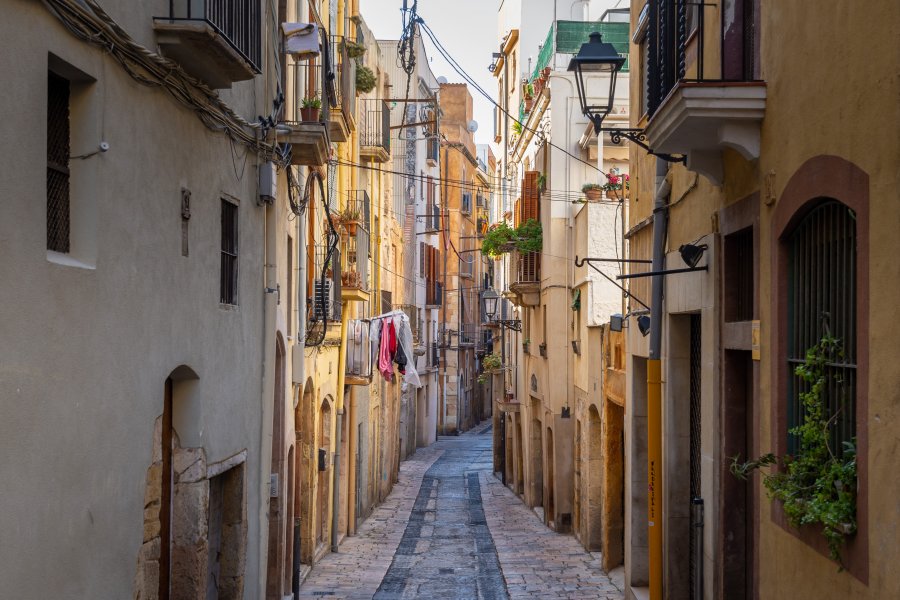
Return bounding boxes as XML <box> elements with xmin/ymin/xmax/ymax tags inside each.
<box><xmin>378</xmin><ymin>318</ymin><xmax>394</xmax><ymax>381</ymax></box>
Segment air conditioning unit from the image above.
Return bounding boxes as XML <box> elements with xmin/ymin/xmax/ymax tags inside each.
<box><xmin>313</xmin><ymin>277</ymin><xmax>334</xmax><ymax>319</ymax></box>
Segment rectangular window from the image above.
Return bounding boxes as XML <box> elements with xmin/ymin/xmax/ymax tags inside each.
<box><xmin>220</xmin><ymin>200</ymin><xmax>239</xmax><ymax>305</ymax></box>
<box><xmin>724</xmin><ymin>227</ymin><xmax>754</xmax><ymax>322</ymax></box>
<box><xmin>47</xmin><ymin>71</ymin><xmax>71</xmax><ymax>253</ymax></box>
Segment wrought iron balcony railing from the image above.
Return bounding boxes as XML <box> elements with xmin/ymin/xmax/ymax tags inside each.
<box><xmin>162</xmin><ymin>0</ymin><xmax>261</xmax><ymax>70</ymax></box>
<box><xmin>359</xmin><ymin>99</ymin><xmax>391</xmax><ymax>161</ymax></box>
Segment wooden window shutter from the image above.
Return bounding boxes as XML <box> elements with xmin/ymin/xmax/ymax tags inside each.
<box><xmin>523</xmin><ymin>171</ymin><xmax>539</xmax><ymax>221</ymax></box>
<box><xmin>420</xmin><ymin>242</ymin><xmax>425</xmax><ymax>277</ymax></box>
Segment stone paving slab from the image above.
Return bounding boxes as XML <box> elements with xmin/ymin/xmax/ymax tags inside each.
<box><xmin>479</xmin><ymin>471</ymin><xmax>624</xmax><ymax>600</ymax></box>
<box><xmin>298</xmin><ymin>444</ymin><xmax>444</xmax><ymax>600</ymax></box>
<box><xmin>300</xmin><ymin>421</ymin><xmax>621</xmax><ymax>600</ymax></box>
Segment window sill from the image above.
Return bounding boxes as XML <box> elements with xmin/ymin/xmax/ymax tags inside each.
<box><xmin>219</xmin><ymin>303</ymin><xmax>240</xmax><ymax>312</ymax></box>
<box><xmin>47</xmin><ymin>251</ymin><xmax>95</xmax><ymax>270</ymax></box>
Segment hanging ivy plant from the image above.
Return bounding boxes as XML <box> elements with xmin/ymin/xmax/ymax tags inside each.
<box><xmin>731</xmin><ymin>333</ymin><xmax>857</xmax><ymax>567</ymax></box>
<box><xmin>481</xmin><ymin>219</ymin><xmax>542</xmax><ymax>257</ymax></box>
<box><xmin>356</xmin><ymin>65</ymin><xmax>376</xmax><ymax>93</ymax></box>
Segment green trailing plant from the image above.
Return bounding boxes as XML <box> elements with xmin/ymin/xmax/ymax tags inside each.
<box><xmin>512</xmin><ymin>121</ymin><xmax>523</xmax><ymax>136</ymax></box>
<box><xmin>483</xmin><ymin>352</ymin><xmax>503</xmax><ymax>371</ymax></box>
<box><xmin>301</xmin><ymin>96</ymin><xmax>322</xmax><ymax>109</ymax></box>
<box><xmin>537</xmin><ymin>172</ymin><xmax>546</xmax><ymax>192</ymax></box>
<box><xmin>480</xmin><ymin>219</ymin><xmax>542</xmax><ymax>257</ymax></box>
<box><xmin>524</xmin><ymin>81</ymin><xmax>535</xmax><ymax>98</ymax></box>
<box><xmin>581</xmin><ymin>183</ymin><xmax>602</xmax><ymax>193</ymax></box>
<box><xmin>339</xmin><ymin>206</ymin><xmax>361</xmax><ymax>222</ymax></box>
<box><xmin>356</xmin><ymin>65</ymin><xmax>376</xmax><ymax>93</ymax></box>
<box><xmin>731</xmin><ymin>333</ymin><xmax>857</xmax><ymax>567</ymax></box>
<box><xmin>477</xmin><ymin>373</ymin><xmax>489</xmax><ymax>385</ymax></box>
<box><xmin>343</xmin><ymin>39</ymin><xmax>366</xmax><ymax>59</ymax></box>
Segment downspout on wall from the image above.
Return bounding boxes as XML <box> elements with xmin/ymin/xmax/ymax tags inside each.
<box><xmin>259</xmin><ymin>202</ymin><xmax>278</xmax><ymax>600</ymax></box>
<box><xmin>647</xmin><ymin>157</ymin><xmax>671</xmax><ymax>600</ymax></box>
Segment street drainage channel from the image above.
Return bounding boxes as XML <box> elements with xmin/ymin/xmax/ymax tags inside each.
<box><xmin>373</xmin><ymin>443</ymin><xmax>508</xmax><ymax>600</ymax></box>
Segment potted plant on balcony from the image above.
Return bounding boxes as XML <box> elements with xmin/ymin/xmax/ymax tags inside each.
<box><xmin>300</xmin><ymin>96</ymin><xmax>321</xmax><ymax>122</ymax></box>
<box><xmin>356</xmin><ymin>65</ymin><xmax>376</xmax><ymax>94</ymax></box>
<box><xmin>483</xmin><ymin>352</ymin><xmax>503</xmax><ymax>372</ymax></box>
<box><xmin>602</xmin><ymin>167</ymin><xmax>628</xmax><ymax>200</ymax></box>
<box><xmin>343</xmin><ymin>39</ymin><xmax>366</xmax><ymax>59</ymax></box>
<box><xmin>339</xmin><ymin>206</ymin><xmax>361</xmax><ymax>236</ymax></box>
<box><xmin>323</xmin><ymin>212</ymin><xmax>341</xmax><ymax>233</ymax></box>
<box><xmin>582</xmin><ymin>182</ymin><xmax>603</xmax><ymax>201</ymax></box>
<box><xmin>342</xmin><ymin>269</ymin><xmax>362</xmax><ymax>289</ymax></box>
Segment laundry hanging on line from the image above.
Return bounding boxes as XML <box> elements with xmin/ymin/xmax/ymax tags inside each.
<box><xmin>368</xmin><ymin>310</ymin><xmax>421</xmax><ymax>388</ymax></box>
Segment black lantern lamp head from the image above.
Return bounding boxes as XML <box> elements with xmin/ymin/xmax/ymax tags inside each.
<box><xmin>481</xmin><ymin>288</ymin><xmax>500</xmax><ymax>322</ymax></box>
<box><xmin>637</xmin><ymin>315</ymin><xmax>651</xmax><ymax>337</ymax></box>
<box><xmin>679</xmin><ymin>243</ymin><xmax>709</xmax><ymax>268</ymax></box>
<box><xmin>567</xmin><ymin>32</ymin><xmax>626</xmax><ymax>132</ymax></box>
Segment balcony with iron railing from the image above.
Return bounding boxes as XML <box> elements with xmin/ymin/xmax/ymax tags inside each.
<box><xmin>638</xmin><ymin>0</ymin><xmax>766</xmax><ymax>184</ymax></box>
<box><xmin>359</xmin><ymin>99</ymin><xmax>391</xmax><ymax>163</ymax></box>
<box><xmin>283</xmin><ymin>60</ymin><xmax>328</xmax><ymax>165</ymax></box>
<box><xmin>345</xmin><ymin>318</ymin><xmax>373</xmax><ymax>385</ymax></box>
<box><xmin>306</xmin><ymin>243</ymin><xmax>341</xmax><ymax>345</ymax></box>
<box><xmin>154</xmin><ymin>0</ymin><xmax>261</xmax><ymax>89</ymax></box>
<box><xmin>509</xmin><ymin>251</ymin><xmax>541</xmax><ymax>307</ymax></box>
<box><xmin>338</xmin><ymin>192</ymin><xmax>370</xmax><ymax>302</ymax></box>
<box><xmin>327</xmin><ymin>35</ymin><xmax>357</xmax><ymax>142</ymax></box>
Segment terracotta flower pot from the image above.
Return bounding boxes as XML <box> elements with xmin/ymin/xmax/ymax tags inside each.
<box><xmin>343</xmin><ymin>221</ymin><xmax>358</xmax><ymax>236</ymax></box>
<box><xmin>584</xmin><ymin>188</ymin><xmax>602</xmax><ymax>201</ymax></box>
<box><xmin>300</xmin><ymin>107</ymin><xmax>320</xmax><ymax>122</ymax></box>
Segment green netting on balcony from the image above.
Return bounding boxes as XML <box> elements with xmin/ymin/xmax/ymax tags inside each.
<box><xmin>530</xmin><ymin>20</ymin><xmax>630</xmax><ymax>82</ymax></box>
<box><xmin>531</xmin><ymin>24</ymin><xmax>556</xmax><ymax>81</ymax></box>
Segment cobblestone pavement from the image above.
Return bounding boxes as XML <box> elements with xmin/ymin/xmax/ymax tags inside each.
<box><xmin>300</xmin><ymin>422</ymin><xmax>623</xmax><ymax>600</ymax></box>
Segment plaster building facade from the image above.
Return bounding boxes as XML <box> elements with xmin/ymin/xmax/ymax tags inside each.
<box><xmin>489</xmin><ymin>3</ymin><xmax>631</xmax><ymax>573</ymax></box>
<box><xmin>0</xmin><ymin>0</ymin><xmax>281</xmax><ymax>597</ymax></box>
<box><xmin>378</xmin><ymin>27</ymin><xmax>442</xmax><ymax>454</ymax></box>
<box><xmin>437</xmin><ymin>83</ymin><xmax>493</xmax><ymax>435</ymax></box>
<box><xmin>621</xmin><ymin>0</ymin><xmax>900</xmax><ymax>598</ymax></box>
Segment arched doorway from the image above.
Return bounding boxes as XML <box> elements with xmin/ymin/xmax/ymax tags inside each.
<box><xmin>266</xmin><ymin>335</ymin><xmax>287</xmax><ymax>599</ymax></box>
<box><xmin>586</xmin><ymin>405</ymin><xmax>603</xmax><ymax>551</ymax></box>
<box><xmin>546</xmin><ymin>426</ymin><xmax>555</xmax><ymax>527</ymax></box>
<box><xmin>529</xmin><ymin>398</ymin><xmax>543</xmax><ymax>509</ymax></box>
<box><xmin>317</xmin><ymin>398</ymin><xmax>333</xmax><ymax>546</ymax></box>
<box><xmin>298</xmin><ymin>379</ymin><xmax>315</xmax><ymax>567</ymax></box>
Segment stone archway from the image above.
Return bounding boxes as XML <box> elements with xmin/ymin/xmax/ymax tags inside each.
<box><xmin>546</xmin><ymin>426</ymin><xmax>555</xmax><ymax>526</ymax></box>
<box><xmin>586</xmin><ymin>405</ymin><xmax>603</xmax><ymax>551</ymax></box>
<box><xmin>298</xmin><ymin>379</ymin><xmax>316</xmax><ymax>566</ymax></box>
<box><xmin>317</xmin><ymin>397</ymin><xmax>333</xmax><ymax>547</ymax></box>
<box><xmin>134</xmin><ymin>367</ymin><xmax>247</xmax><ymax>600</ymax></box>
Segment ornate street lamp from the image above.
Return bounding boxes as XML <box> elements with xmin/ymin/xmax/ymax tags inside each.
<box><xmin>568</xmin><ymin>32</ymin><xmax>683</xmax><ymax>163</ymax></box>
<box><xmin>481</xmin><ymin>288</ymin><xmax>500</xmax><ymax>323</ymax></box>
<box><xmin>567</xmin><ymin>32</ymin><xmax>625</xmax><ymax>130</ymax></box>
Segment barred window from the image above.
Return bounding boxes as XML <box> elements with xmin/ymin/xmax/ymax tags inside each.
<box><xmin>47</xmin><ymin>72</ymin><xmax>70</xmax><ymax>253</ymax></box>
<box><xmin>786</xmin><ymin>200</ymin><xmax>856</xmax><ymax>455</ymax></box>
<box><xmin>220</xmin><ymin>200</ymin><xmax>239</xmax><ymax>305</ymax></box>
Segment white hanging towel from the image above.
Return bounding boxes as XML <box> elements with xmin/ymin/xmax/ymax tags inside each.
<box><xmin>395</xmin><ymin>313</ymin><xmax>421</xmax><ymax>388</ymax></box>
<box><xmin>282</xmin><ymin>23</ymin><xmax>320</xmax><ymax>58</ymax></box>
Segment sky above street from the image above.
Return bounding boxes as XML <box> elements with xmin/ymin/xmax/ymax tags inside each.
<box><xmin>359</xmin><ymin>0</ymin><xmax>500</xmax><ymax>145</ymax></box>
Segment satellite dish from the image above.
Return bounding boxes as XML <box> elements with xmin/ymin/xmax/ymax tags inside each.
<box><xmin>467</xmin><ymin>120</ymin><xmax>479</xmax><ymax>133</ymax></box>
<box><xmin>437</xmin><ymin>76</ymin><xmax>448</xmax><ymax>84</ymax></box>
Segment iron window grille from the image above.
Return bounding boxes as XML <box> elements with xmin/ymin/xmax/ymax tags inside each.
<box><xmin>786</xmin><ymin>201</ymin><xmax>856</xmax><ymax>456</ymax></box>
<box><xmin>220</xmin><ymin>200</ymin><xmax>239</xmax><ymax>304</ymax></box>
<box><xmin>47</xmin><ymin>72</ymin><xmax>70</xmax><ymax>253</ymax></box>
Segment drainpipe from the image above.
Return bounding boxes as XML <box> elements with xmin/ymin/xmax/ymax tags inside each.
<box><xmin>647</xmin><ymin>158</ymin><xmax>671</xmax><ymax>600</ymax></box>
<box><xmin>331</xmin><ymin>302</ymin><xmax>350</xmax><ymax>552</ymax></box>
<box><xmin>259</xmin><ymin>203</ymin><xmax>278</xmax><ymax>600</ymax></box>
<box><xmin>293</xmin><ymin>178</ymin><xmax>306</xmax><ymax>598</ymax></box>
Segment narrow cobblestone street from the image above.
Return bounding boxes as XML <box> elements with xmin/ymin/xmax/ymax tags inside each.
<box><xmin>299</xmin><ymin>424</ymin><xmax>623</xmax><ymax>599</ymax></box>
